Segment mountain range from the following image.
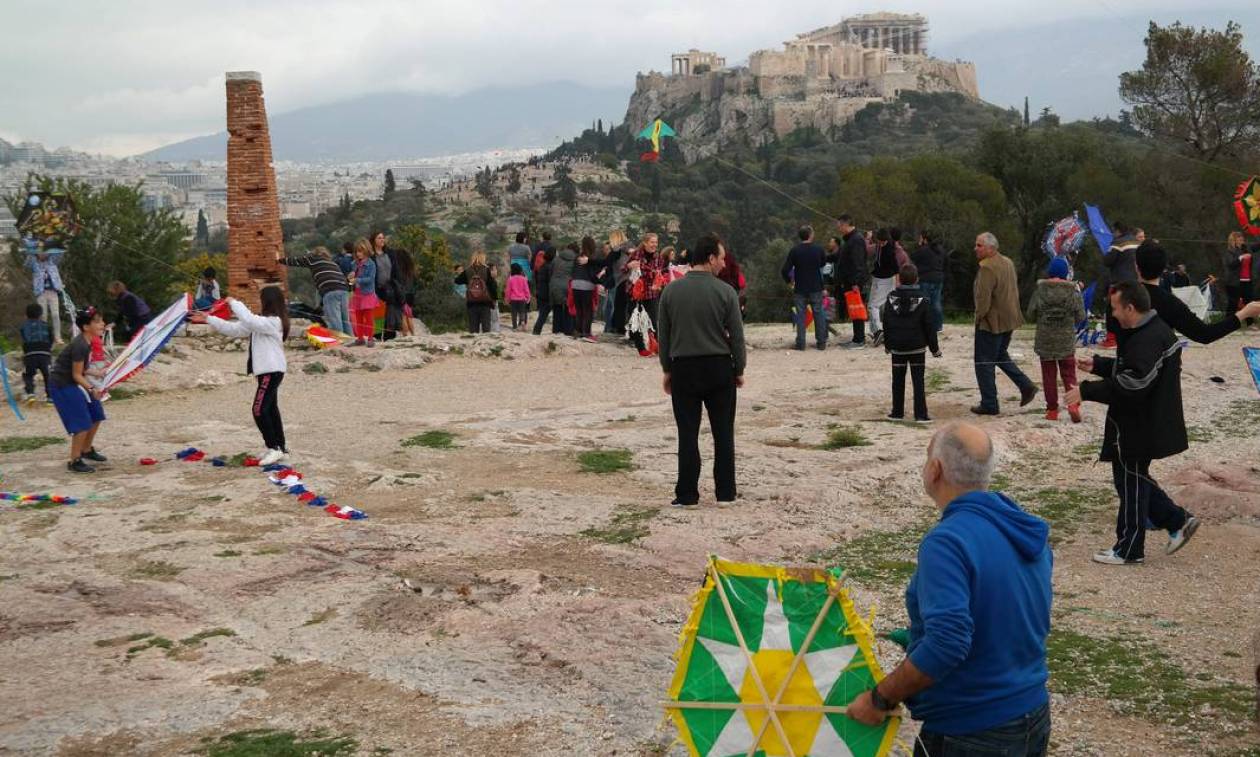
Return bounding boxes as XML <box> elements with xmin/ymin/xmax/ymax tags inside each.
<box><xmin>139</xmin><ymin>81</ymin><xmax>630</xmax><ymax>163</ymax></box>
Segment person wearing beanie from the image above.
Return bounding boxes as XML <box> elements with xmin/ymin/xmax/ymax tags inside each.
<box><xmin>1026</xmin><ymin>257</ymin><xmax>1086</xmax><ymax>421</ymax></box>
<box><xmin>1135</xmin><ymin>241</ymin><xmax>1260</xmax><ymax>343</ymax></box>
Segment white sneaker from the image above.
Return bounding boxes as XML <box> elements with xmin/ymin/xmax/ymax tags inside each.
<box><xmin>259</xmin><ymin>448</ymin><xmax>285</xmax><ymax>466</ymax></box>
<box><xmin>1091</xmin><ymin>549</ymin><xmax>1143</xmax><ymax>565</ymax></box>
<box><xmin>1165</xmin><ymin>516</ymin><xmax>1200</xmax><ymax>555</ymax></box>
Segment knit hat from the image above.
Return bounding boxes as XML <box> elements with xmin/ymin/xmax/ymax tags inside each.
<box><xmin>1047</xmin><ymin>257</ymin><xmax>1070</xmax><ymax>279</ymax></box>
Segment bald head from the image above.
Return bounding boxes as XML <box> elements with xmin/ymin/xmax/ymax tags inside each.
<box><xmin>927</xmin><ymin>422</ymin><xmax>995</xmax><ymax>491</ymax></box>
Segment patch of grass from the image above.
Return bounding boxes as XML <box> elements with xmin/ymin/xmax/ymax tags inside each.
<box><xmin>545</xmin><ymin>340</ymin><xmax>558</xmax><ymax>353</ymax></box>
<box><xmin>1018</xmin><ymin>486</ymin><xmax>1111</xmax><ymax>546</ymax></box>
<box><xmin>577</xmin><ymin>448</ymin><xmax>634</xmax><ymax>474</ymax></box>
<box><xmin>302</xmin><ymin>608</ymin><xmax>338</xmax><ymax>626</ymax></box>
<box><xmin>1071</xmin><ymin>442</ymin><xmax>1100</xmax><ymax>458</ymax></box>
<box><xmin>0</xmin><ymin>435</ymin><xmax>63</xmax><ymax>454</ymax></box>
<box><xmin>925</xmin><ymin>368</ymin><xmax>951</xmax><ymax>392</ymax></box>
<box><xmin>198</xmin><ymin>729</ymin><xmax>357</xmax><ymax>757</ymax></box>
<box><xmin>488</xmin><ymin>344</ymin><xmax>505</xmax><ymax>357</ymax></box>
<box><xmin>0</xmin><ymin>573</ymin><xmax>18</xmax><ymax>582</ymax></box>
<box><xmin>181</xmin><ymin>628</ymin><xmax>237</xmax><ymax>648</ymax></box>
<box><xmin>107</xmin><ymin>386</ymin><xmax>146</xmax><ymax>401</ymax></box>
<box><xmin>1047</xmin><ymin>628</ymin><xmax>1253</xmax><ymax>733</ymax></box>
<box><xmin>253</xmin><ymin>545</ymin><xmax>286</xmax><ymax>556</ymax></box>
<box><xmin>401</xmin><ymin>430</ymin><xmax>458</xmax><ymax>450</ymax></box>
<box><xmin>214</xmin><ymin>550</ymin><xmax>243</xmax><ymax>558</ymax></box>
<box><xmin>580</xmin><ymin>506</ymin><xmax>657</xmax><ymax>544</ymax></box>
<box><xmin>818</xmin><ymin>425</ymin><xmax>871</xmax><ymax>450</ymax></box>
<box><xmin>96</xmin><ymin>631</ymin><xmax>154</xmax><ymax>647</ymax></box>
<box><xmin>125</xmin><ymin>635</ymin><xmax>175</xmax><ymax>658</ymax></box>
<box><xmin>130</xmin><ymin>560</ymin><xmax>184</xmax><ymax>580</ymax></box>
<box><xmin>613</xmin><ymin>414</ymin><xmax>638</xmax><ymax>423</ymax></box>
<box><xmin>1186</xmin><ymin>425</ymin><xmax>1214</xmax><ymax>443</ymax></box>
<box><xmin>809</xmin><ymin>521</ymin><xmax>932</xmax><ymax>583</ymax></box>
<box><xmin>1215</xmin><ymin>398</ymin><xmax>1260</xmax><ymax>439</ymax></box>
<box><xmin>303</xmin><ymin>362</ymin><xmax>328</xmax><ymax>375</ymax></box>
<box><xmin>272</xmin><ymin>654</ymin><xmax>294</xmax><ymax>665</ymax></box>
<box><xmin>751</xmin><ymin>404</ymin><xmax>766</xmax><ymax>412</ymax></box>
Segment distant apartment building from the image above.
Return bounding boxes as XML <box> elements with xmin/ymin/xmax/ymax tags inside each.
<box><xmin>158</xmin><ymin>170</ymin><xmax>207</xmax><ymax>190</ymax></box>
<box><xmin>0</xmin><ymin>207</ymin><xmax>17</xmax><ymax>239</ymax></box>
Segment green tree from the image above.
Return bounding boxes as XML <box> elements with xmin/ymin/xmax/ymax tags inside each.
<box><xmin>1120</xmin><ymin>21</ymin><xmax>1260</xmax><ymax>161</ymax></box>
<box><xmin>543</xmin><ymin>163</ymin><xmax>578</xmax><ymax>217</ymax></box>
<box><xmin>195</xmin><ymin>208</ymin><xmax>209</xmax><ymax>246</ymax></box>
<box><xmin>1023</xmin><ymin>96</ymin><xmax>1030</xmax><ymax>127</ymax></box>
<box><xmin>505</xmin><ymin>166</ymin><xmax>522</xmax><ymax>194</ymax></box>
<box><xmin>474</xmin><ymin>166</ymin><xmax>495</xmax><ymax>201</ymax></box>
<box><xmin>383</xmin><ymin>169</ymin><xmax>396</xmax><ymax>200</ymax></box>
<box><xmin>5</xmin><ymin>174</ymin><xmax>190</xmax><ymax>313</ymax></box>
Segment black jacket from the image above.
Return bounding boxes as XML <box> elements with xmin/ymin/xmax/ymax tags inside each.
<box><xmin>1144</xmin><ymin>282</ymin><xmax>1239</xmax><ymax>344</ymax></box>
<box><xmin>1079</xmin><ymin>312</ymin><xmax>1186</xmax><ymax>462</ymax></box>
<box><xmin>879</xmin><ymin>285</ymin><xmax>940</xmax><ymax>355</ymax></box>
<box><xmin>535</xmin><ymin>260</ymin><xmax>554</xmax><ymax>304</ymax></box>
<box><xmin>911</xmin><ymin>243</ymin><xmax>947</xmax><ymax>284</ymax></box>
<box><xmin>833</xmin><ymin>230</ymin><xmax>869</xmax><ymax>289</ymax></box>
<box><xmin>781</xmin><ymin>242</ymin><xmax>826</xmax><ymax>294</ymax></box>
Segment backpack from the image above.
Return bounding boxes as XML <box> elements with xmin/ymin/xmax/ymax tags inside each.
<box><xmin>466</xmin><ymin>267</ymin><xmax>491</xmax><ymax>304</ymax></box>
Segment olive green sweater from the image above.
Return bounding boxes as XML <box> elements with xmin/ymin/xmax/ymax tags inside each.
<box><xmin>656</xmin><ymin>270</ymin><xmax>746</xmax><ymax>375</ymax></box>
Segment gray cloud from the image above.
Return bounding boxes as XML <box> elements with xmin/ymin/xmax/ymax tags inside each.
<box><xmin>2</xmin><ymin>0</ymin><xmax>1255</xmax><ymax>155</ymax></box>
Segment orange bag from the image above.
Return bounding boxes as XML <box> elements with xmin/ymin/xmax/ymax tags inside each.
<box><xmin>845</xmin><ymin>289</ymin><xmax>868</xmax><ymax>321</ymax></box>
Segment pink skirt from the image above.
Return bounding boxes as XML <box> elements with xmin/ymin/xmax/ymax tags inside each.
<box><xmin>350</xmin><ymin>292</ymin><xmax>380</xmax><ymax>311</ymax></box>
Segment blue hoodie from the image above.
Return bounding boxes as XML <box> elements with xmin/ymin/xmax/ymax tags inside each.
<box><xmin>904</xmin><ymin>490</ymin><xmax>1052</xmax><ymax>735</ymax></box>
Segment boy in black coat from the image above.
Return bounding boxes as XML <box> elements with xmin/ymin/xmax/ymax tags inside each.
<box><xmin>1067</xmin><ymin>281</ymin><xmax>1199</xmax><ymax>566</ymax></box>
<box><xmin>880</xmin><ymin>264</ymin><xmax>941</xmax><ymax>421</ymax></box>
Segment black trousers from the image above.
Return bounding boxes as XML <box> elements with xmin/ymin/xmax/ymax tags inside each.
<box><xmin>510</xmin><ymin>301</ymin><xmax>529</xmax><ymax>329</ymax></box>
<box><xmin>670</xmin><ymin>355</ymin><xmax>737</xmax><ymax>504</ymax></box>
<box><xmin>532</xmin><ymin>300</ymin><xmax>550</xmax><ymax>334</ymax></box>
<box><xmin>1111</xmin><ymin>458</ymin><xmax>1188</xmax><ymax>560</ymax></box>
<box><xmin>467</xmin><ymin>304</ymin><xmax>493</xmax><ymax>333</ymax></box>
<box><xmin>891</xmin><ymin>352</ymin><xmax>928</xmax><ymax>420</ymax></box>
<box><xmin>609</xmin><ymin>286</ymin><xmax>629</xmax><ymax>335</ymax></box>
<box><xmin>573</xmin><ymin>288</ymin><xmax>595</xmax><ymax>336</ymax></box>
<box><xmin>252</xmin><ymin>372</ymin><xmax>285</xmax><ymax>451</ymax></box>
<box><xmin>23</xmin><ymin>354</ymin><xmax>50</xmax><ymax>396</ymax></box>
<box><xmin>837</xmin><ymin>284</ymin><xmax>866</xmax><ymax>343</ymax></box>
<box><xmin>551</xmin><ymin>303</ymin><xmax>572</xmax><ymax>335</ymax></box>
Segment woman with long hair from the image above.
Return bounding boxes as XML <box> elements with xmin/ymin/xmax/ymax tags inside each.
<box><xmin>349</xmin><ymin>239</ymin><xmax>379</xmax><ymax>346</ymax></box>
<box><xmin>370</xmin><ymin>230</ymin><xmax>402</xmax><ymax>339</ymax></box>
<box><xmin>454</xmin><ymin>250</ymin><xmax>498</xmax><ymax>333</ymax></box>
<box><xmin>570</xmin><ymin>235</ymin><xmax>604</xmax><ymax>341</ymax></box>
<box><xmin>393</xmin><ymin>246</ymin><xmax>417</xmax><ymax>336</ymax></box>
<box><xmin>190</xmin><ymin>286</ymin><xmax>291</xmax><ymax>465</ymax></box>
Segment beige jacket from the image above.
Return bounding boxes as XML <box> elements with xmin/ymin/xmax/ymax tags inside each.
<box><xmin>974</xmin><ymin>253</ymin><xmax>1024</xmax><ymax>334</ymax></box>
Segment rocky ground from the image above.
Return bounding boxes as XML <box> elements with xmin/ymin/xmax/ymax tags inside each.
<box><xmin>1</xmin><ymin>322</ymin><xmax>1258</xmax><ymax>756</ymax></box>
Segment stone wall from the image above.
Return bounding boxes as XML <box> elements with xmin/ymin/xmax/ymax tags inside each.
<box><xmin>225</xmin><ymin>71</ymin><xmax>285</xmax><ymax>311</ymax></box>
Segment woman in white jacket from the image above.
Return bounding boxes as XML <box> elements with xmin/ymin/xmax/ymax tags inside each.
<box><xmin>190</xmin><ymin>286</ymin><xmax>290</xmax><ymax>465</ymax></box>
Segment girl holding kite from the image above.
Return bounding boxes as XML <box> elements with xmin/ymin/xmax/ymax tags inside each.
<box><xmin>190</xmin><ymin>287</ymin><xmax>291</xmax><ymax>466</ymax></box>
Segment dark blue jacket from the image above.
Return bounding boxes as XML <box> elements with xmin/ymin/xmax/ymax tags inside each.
<box><xmin>905</xmin><ymin>490</ymin><xmax>1052</xmax><ymax>735</ymax></box>
<box><xmin>781</xmin><ymin>242</ymin><xmax>826</xmax><ymax>294</ymax></box>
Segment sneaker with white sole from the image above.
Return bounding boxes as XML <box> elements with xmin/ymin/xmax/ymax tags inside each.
<box><xmin>258</xmin><ymin>448</ymin><xmax>285</xmax><ymax>467</ymax></box>
<box><xmin>1165</xmin><ymin>516</ymin><xmax>1200</xmax><ymax>555</ymax></box>
<box><xmin>1092</xmin><ymin>549</ymin><xmax>1143</xmax><ymax>565</ymax></box>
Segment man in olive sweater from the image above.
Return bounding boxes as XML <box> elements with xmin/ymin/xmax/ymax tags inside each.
<box><xmin>657</xmin><ymin>233</ymin><xmax>747</xmax><ymax>508</ymax></box>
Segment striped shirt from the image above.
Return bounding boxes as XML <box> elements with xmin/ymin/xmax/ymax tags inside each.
<box><xmin>282</xmin><ymin>254</ymin><xmax>349</xmax><ymax>296</ymax></box>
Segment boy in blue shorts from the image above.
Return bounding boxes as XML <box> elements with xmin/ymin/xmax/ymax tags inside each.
<box><xmin>49</xmin><ymin>308</ymin><xmax>109</xmax><ymax>473</ymax></box>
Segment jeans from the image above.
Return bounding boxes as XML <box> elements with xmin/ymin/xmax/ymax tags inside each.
<box><xmin>920</xmin><ymin>280</ymin><xmax>944</xmax><ymax>333</ymax></box>
<box><xmin>974</xmin><ymin>329</ymin><xmax>1034</xmax><ymax>412</ymax></box>
<box><xmin>868</xmin><ymin>276</ymin><xmax>896</xmax><ymax>334</ymax></box>
<box><xmin>37</xmin><ymin>289</ymin><xmax>62</xmax><ymax>343</ymax></box>
<box><xmin>793</xmin><ymin>290</ymin><xmax>827</xmax><ymax>349</ymax></box>
<box><xmin>892</xmin><ymin>352</ymin><xmax>928</xmax><ymax>419</ymax></box>
<box><xmin>573</xmin><ymin>287</ymin><xmax>596</xmax><ymax>337</ymax></box>
<box><xmin>670</xmin><ymin>356</ymin><xmax>737</xmax><ymax>504</ymax></box>
<box><xmin>915</xmin><ymin>702</ymin><xmax>1051</xmax><ymax>757</ymax></box>
<box><xmin>252</xmin><ymin>372</ymin><xmax>285</xmax><ymax>452</ymax></box>
<box><xmin>322</xmin><ymin>290</ymin><xmax>351</xmax><ymax>335</ymax></box>
<box><xmin>1111</xmin><ymin>458</ymin><xmax>1189</xmax><ymax>561</ymax></box>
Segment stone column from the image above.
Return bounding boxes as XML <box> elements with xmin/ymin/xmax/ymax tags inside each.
<box><xmin>225</xmin><ymin>71</ymin><xmax>286</xmax><ymax>311</ymax></box>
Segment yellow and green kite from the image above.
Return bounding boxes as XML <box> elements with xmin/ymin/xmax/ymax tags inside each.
<box><xmin>664</xmin><ymin>557</ymin><xmax>899</xmax><ymax>757</ymax></box>
<box><xmin>638</xmin><ymin>118</ymin><xmax>677</xmax><ymax>162</ymax></box>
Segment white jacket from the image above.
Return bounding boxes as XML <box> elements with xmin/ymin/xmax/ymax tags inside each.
<box><xmin>207</xmin><ymin>299</ymin><xmax>287</xmax><ymax>375</ymax></box>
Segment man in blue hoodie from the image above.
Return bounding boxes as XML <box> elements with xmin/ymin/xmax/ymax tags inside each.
<box><xmin>847</xmin><ymin>422</ymin><xmax>1053</xmax><ymax>756</ymax></box>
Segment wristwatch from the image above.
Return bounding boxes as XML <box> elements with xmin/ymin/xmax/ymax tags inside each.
<box><xmin>869</xmin><ymin>685</ymin><xmax>897</xmax><ymax>712</ymax></box>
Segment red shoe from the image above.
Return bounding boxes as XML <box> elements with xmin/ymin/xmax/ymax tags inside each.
<box><xmin>1068</xmin><ymin>403</ymin><xmax>1082</xmax><ymax>423</ymax></box>
<box><xmin>1044</xmin><ymin>409</ymin><xmax>1059</xmax><ymax>421</ymax></box>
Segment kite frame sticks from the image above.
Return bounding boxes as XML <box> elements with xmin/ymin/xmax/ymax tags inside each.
<box><xmin>663</xmin><ymin>557</ymin><xmax>899</xmax><ymax>757</ymax></box>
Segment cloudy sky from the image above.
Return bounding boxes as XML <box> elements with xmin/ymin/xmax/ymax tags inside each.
<box><xmin>2</xmin><ymin>0</ymin><xmax>1256</xmax><ymax>156</ymax></box>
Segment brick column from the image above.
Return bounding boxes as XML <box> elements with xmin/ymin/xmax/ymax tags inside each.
<box><xmin>225</xmin><ymin>71</ymin><xmax>286</xmax><ymax>311</ymax></box>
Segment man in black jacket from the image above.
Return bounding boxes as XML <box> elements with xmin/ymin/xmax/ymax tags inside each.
<box><xmin>782</xmin><ymin>225</ymin><xmax>828</xmax><ymax>350</ymax></box>
<box><xmin>1066</xmin><ymin>281</ymin><xmax>1199</xmax><ymax>566</ymax></box>
<box><xmin>833</xmin><ymin>214</ymin><xmax>870</xmax><ymax>347</ymax></box>
<box><xmin>1136</xmin><ymin>241</ymin><xmax>1260</xmax><ymax>342</ymax></box>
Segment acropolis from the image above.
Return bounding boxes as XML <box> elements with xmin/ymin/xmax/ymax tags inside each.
<box><xmin>626</xmin><ymin>12</ymin><xmax>978</xmax><ymax>160</ymax></box>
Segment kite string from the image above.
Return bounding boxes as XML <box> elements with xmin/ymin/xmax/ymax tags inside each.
<box><xmin>710</xmin><ymin>155</ymin><xmax>841</xmax><ymax>225</ymax></box>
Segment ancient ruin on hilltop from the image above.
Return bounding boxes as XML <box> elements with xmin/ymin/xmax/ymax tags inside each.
<box><xmin>627</xmin><ymin>13</ymin><xmax>979</xmax><ymax>161</ymax></box>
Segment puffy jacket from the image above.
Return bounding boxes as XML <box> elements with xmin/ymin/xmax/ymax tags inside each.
<box><xmin>1079</xmin><ymin>312</ymin><xmax>1186</xmax><ymax>462</ymax></box>
<box><xmin>880</xmin><ymin>285</ymin><xmax>940</xmax><ymax>355</ymax></box>
<box><xmin>1025</xmin><ymin>279</ymin><xmax>1085</xmax><ymax>360</ymax></box>
<box><xmin>1101</xmin><ymin>238</ymin><xmax>1139</xmax><ymax>289</ymax></box>
<box><xmin>549</xmin><ymin>247</ymin><xmax>576</xmax><ymax>303</ymax></box>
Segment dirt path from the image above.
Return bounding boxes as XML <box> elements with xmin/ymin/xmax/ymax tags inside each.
<box><xmin>1</xmin><ymin>324</ymin><xmax>1258</xmax><ymax>756</ymax></box>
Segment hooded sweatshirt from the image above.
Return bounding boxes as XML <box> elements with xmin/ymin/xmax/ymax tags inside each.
<box><xmin>905</xmin><ymin>490</ymin><xmax>1052</xmax><ymax>735</ymax></box>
